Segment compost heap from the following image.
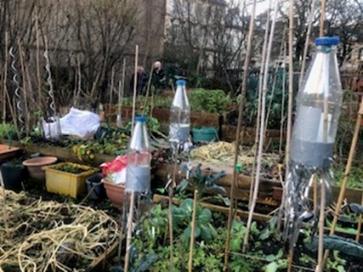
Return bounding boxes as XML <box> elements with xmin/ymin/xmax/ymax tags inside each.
<box><xmin>0</xmin><ymin>190</ymin><xmax>118</xmax><ymax>272</ymax></box>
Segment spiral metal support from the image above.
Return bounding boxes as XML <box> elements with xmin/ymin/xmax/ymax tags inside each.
<box><xmin>9</xmin><ymin>47</ymin><xmax>24</xmax><ymax>132</ymax></box>
<box><xmin>44</xmin><ymin>49</ymin><xmax>56</xmax><ymax>117</ymax></box>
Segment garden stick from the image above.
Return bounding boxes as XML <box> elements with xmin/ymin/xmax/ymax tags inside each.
<box><xmin>168</xmin><ymin>157</ymin><xmax>178</xmax><ymax>269</ymax></box>
<box><xmin>5</xmin><ymin>86</ymin><xmax>20</xmax><ymax>140</ymax></box>
<box><xmin>117</xmin><ymin>58</ymin><xmax>126</xmax><ymax>128</ymax></box>
<box><xmin>279</xmin><ymin>44</ymin><xmax>287</xmax><ymax>156</ymax></box>
<box><xmin>249</xmin><ymin>3</ymin><xmax>271</xmax><ymax>207</ymax></box>
<box><xmin>299</xmin><ymin>0</ymin><xmax>317</xmax><ymax>86</ymax></box>
<box><xmin>188</xmin><ymin>190</ymin><xmax>198</xmax><ymax>272</ymax></box>
<box><xmin>315</xmin><ymin>179</ymin><xmax>326</xmax><ymax>272</ymax></box>
<box><xmin>243</xmin><ymin>0</ymin><xmax>279</xmax><ymax>253</ymax></box>
<box><xmin>109</xmin><ymin>66</ymin><xmax>115</xmax><ymax>107</ymax></box>
<box><xmin>319</xmin><ymin>0</ymin><xmax>326</xmax><ymax>36</ymax></box>
<box><xmin>322</xmin><ymin>98</ymin><xmax>363</xmax><ymax>265</ymax></box>
<box><xmin>223</xmin><ymin>0</ymin><xmax>257</xmax><ymax>269</ymax></box>
<box><xmin>35</xmin><ymin>10</ymin><xmax>43</xmax><ymax>112</ymax></box>
<box><xmin>2</xmin><ymin>31</ymin><xmax>8</xmax><ymax>123</ymax></box>
<box><xmin>75</xmin><ymin>55</ymin><xmax>82</xmax><ymax>107</ymax></box>
<box><xmin>287</xmin><ymin>247</ymin><xmax>294</xmax><ymax>272</ymax></box>
<box><xmin>143</xmin><ymin>63</ymin><xmax>154</xmax><ymax>114</ymax></box>
<box><xmin>285</xmin><ymin>0</ymin><xmax>294</xmax><ymax>181</ymax></box>
<box><xmin>131</xmin><ymin>45</ymin><xmax>139</xmax><ymax>133</ymax></box>
<box><xmin>355</xmin><ymin>193</ymin><xmax>363</xmax><ymax>242</ymax></box>
<box><xmin>124</xmin><ymin>191</ymin><xmax>135</xmax><ymax>272</ymax></box>
<box><xmin>0</xmin><ymin>171</ymin><xmax>8</xmax><ymax>241</ymax></box>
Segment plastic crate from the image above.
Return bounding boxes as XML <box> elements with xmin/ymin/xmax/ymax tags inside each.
<box><xmin>45</xmin><ymin>162</ymin><xmax>98</xmax><ymax>198</ymax></box>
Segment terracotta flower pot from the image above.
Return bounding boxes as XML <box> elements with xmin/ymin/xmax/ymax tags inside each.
<box><xmin>102</xmin><ymin>179</ymin><xmax>125</xmax><ymax>209</ymax></box>
<box><xmin>23</xmin><ymin>156</ymin><xmax>58</xmax><ymax>180</ymax></box>
<box><xmin>0</xmin><ymin>144</ymin><xmax>21</xmax><ymax>164</ymax></box>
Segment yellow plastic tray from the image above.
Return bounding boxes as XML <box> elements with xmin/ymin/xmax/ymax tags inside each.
<box><xmin>45</xmin><ymin>162</ymin><xmax>98</xmax><ymax>198</ymax></box>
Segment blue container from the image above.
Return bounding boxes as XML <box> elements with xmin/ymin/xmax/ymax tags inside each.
<box><xmin>192</xmin><ymin>127</ymin><xmax>218</xmax><ymax>143</ymax></box>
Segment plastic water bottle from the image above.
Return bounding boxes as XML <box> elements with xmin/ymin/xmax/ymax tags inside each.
<box><xmin>126</xmin><ymin>115</ymin><xmax>151</xmax><ymax>193</ymax></box>
<box><xmin>291</xmin><ymin>36</ymin><xmax>342</xmax><ymax>169</ymax></box>
<box><xmin>169</xmin><ymin>79</ymin><xmax>190</xmax><ymax>144</ymax></box>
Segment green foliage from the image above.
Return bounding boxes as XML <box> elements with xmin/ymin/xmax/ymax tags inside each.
<box><xmin>0</xmin><ymin>123</ymin><xmax>16</xmax><ymax>140</ymax></box>
<box><xmin>333</xmin><ymin>164</ymin><xmax>363</xmax><ymax>190</ymax></box>
<box><xmin>189</xmin><ymin>88</ymin><xmax>232</xmax><ymax>113</ymax></box>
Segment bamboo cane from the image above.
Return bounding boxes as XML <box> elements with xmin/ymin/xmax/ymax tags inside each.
<box><xmin>286</xmin><ymin>0</ymin><xmax>295</xmax><ymax>269</ymax></box>
<box><xmin>243</xmin><ymin>0</ymin><xmax>279</xmax><ymax>252</ymax></box>
<box><xmin>168</xmin><ymin>156</ymin><xmax>178</xmax><ymax>270</ymax></box>
<box><xmin>35</xmin><ymin>9</ymin><xmax>43</xmax><ymax>113</ymax></box>
<box><xmin>356</xmin><ymin>193</ymin><xmax>363</xmax><ymax>242</ymax></box>
<box><xmin>117</xmin><ymin>58</ymin><xmax>126</xmax><ymax>128</ymax></box>
<box><xmin>109</xmin><ymin>66</ymin><xmax>115</xmax><ymax>107</ymax></box>
<box><xmin>279</xmin><ymin>43</ymin><xmax>287</xmax><ymax>156</ymax></box>
<box><xmin>143</xmin><ymin>63</ymin><xmax>154</xmax><ymax>114</ymax></box>
<box><xmin>315</xmin><ymin>179</ymin><xmax>326</xmax><ymax>272</ymax></box>
<box><xmin>299</xmin><ymin>0</ymin><xmax>317</xmax><ymax>87</ymax></box>
<box><xmin>131</xmin><ymin>45</ymin><xmax>139</xmax><ymax>132</ymax></box>
<box><xmin>188</xmin><ymin>190</ymin><xmax>198</xmax><ymax>272</ymax></box>
<box><xmin>249</xmin><ymin>2</ymin><xmax>271</xmax><ymax>207</ymax></box>
<box><xmin>322</xmin><ymin>98</ymin><xmax>363</xmax><ymax>266</ymax></box>
<box><xmin>124</xmin><ymin>191</ymin><xmax>135</xmax><ymax>272</ymax></box>
<box><xmin>223</xmin><ymin>0</ymin><xmax>257</xmax><ymax>270</ymax></box>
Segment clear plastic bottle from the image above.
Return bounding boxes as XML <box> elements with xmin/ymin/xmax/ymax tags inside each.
<box><xmin>291</xmin><ymin>36</ymin><xmax>342</xmax><ymax>168</ymax></box>
<box><xmin>126</xmin><ymin>115</ymin><xmax>151</xmax><ymax>193</ymax></box>
<box><xmin>169</xmin><ymin>79</ymin><xmax>190</xmax><ymax>144</ymax></box>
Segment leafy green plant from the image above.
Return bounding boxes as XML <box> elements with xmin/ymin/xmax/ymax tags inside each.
<box><xmin>189</xmin><ymin>88</ymin><xmax>232</xmax><ymax>113</ymax></box>
<box><xmin>0</xmin><ymin>123</ymin><xmax>16</xmax><ymax>140</ymax></box>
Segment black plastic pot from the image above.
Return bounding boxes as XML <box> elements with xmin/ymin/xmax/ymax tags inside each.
<box><xmin>1</xmin><ymin>162</ymin><xmax>26</xmax><ymax>192</ymax></box>
<box><xmin>86</xmin><ymin>173</ymin><xmax>106</xmax><ymax>200</ymax></box>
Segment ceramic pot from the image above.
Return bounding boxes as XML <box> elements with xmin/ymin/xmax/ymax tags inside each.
<box><xmin>23</xmin><ymin>156</ymin><xmax>57</xmax><ymax>180</ymax></box>
<box><xmin>102</xmin><ymin>179</ymin><xmax>125</xmax><ymax>209</ymax></box>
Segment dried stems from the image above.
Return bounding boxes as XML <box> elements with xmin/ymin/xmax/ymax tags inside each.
<box><xmin>243</xmin><ymin>0</ymin><xmax>279</xmax><ymax>252</ymax></box>
<box><xmin>223</xmin><ymin>0</ymin><xmax>257</xmax><ymax>270</ymax></box>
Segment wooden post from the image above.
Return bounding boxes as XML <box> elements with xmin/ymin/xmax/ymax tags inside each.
<box><xmin>131</xmin><ymin>45</ymin><xmax>139</xmax><ymax>132</ymax></box>
<box><xmin>188</xmin><ymin>190</ymin><xmax>198</xmax><ymax>272</ymax></box>
<box><xmin>322</xmin><ymin>98</ymin><xmax>363</xmax><ymax>265</ymax></box>
<box><xmin>124</xmin><ymin>191</ymin><xmax>135</xmax><ymax>272</ymax></box>
<box><xmin>223</xmin><ymin>0</ymin><xmax>257</xmax><ymax>270</ymax></box>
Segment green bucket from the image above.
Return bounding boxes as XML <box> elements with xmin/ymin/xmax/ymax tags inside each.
<box><xmin>192</xmin><ymin>127</ymin><xmax>218</xmax><ymax>143</ymax></box>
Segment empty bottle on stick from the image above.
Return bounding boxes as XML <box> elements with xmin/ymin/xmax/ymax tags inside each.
<box><xmin>126</xmin><ymin>115</ymin><xmax>151</xmax><ymax>194</ymax></box>
<box><xmin>169</xmin><ymin>79</ymin><xmax>190</xmax><ymax>145</ymax></box>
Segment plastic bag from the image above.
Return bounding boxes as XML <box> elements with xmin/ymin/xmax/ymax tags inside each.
<box><xmin>60</xmin><ymin>107</ymin><xmax>100</xmax><ymax>139</ymax></box>
<box><xmin>42</xmin><ymin>116</ymin><xmax>61</xmax><ymax>140</ymax></box>
<box><xmin>100</xmin><ymin>155</ymin><xmax>127</xmax><ymax>184</ymax></box>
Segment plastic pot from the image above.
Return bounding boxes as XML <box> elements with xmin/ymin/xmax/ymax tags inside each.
<box><xmin>86</xmin><ymin>173</ymin><xmax>106</xmax><ymax>200</ymax></box>
<box><xmin>23</xmin><ymin>156</ymin><xmax>57</xmax><ymax>180</ymax></box>
<box><xmin>192</xmin><ymin>127</ymin><xmax>218</xmax><ymax>143</ymax></box>
<box><xmin>0</xmin><ymin>162</ymin><xmax>26</xmax><ymax>192</ymax></box>
<box><xmin>102</xmin><ymin>179</ymin><xmax>125</xmax><ymax>209</ymax></box>
<box><xmin>0</xmin><ymin>144</ymin><xmax>21</xmax><ymax>164</ymax></box>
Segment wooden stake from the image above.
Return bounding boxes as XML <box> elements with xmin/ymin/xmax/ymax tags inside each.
<box><xmin>117</xmin><ymin>58</ymin><xmax>126</xmax><ymax>128</ymax></box>
<box><xmin>279</xmin><ymin>43</ymin><xmax>287</xmax><ymax>156</ymax></box>
<box><xmin>315</xmin><ymin>180</ymin><xmax>326</xmax><ymax>272</ymax></box>
<box><xmin>356</xmin><ymin>193</ymin><xmax>363</xmax><ymax>242</ymax></box>
<box><xmin>223</xmin><ymin>0</ymin><xmax>257</xmax><ymax>269</ymax></box>
<box><xmin>143</xmin><ymin>63</ymin><xmax>154</xmax><ymax>115</ymax></box>
<box><xmin>243</xmin><ymin>0</ymin><xmax>279</xmax><ymax>252</ymax></box>
<box><xmin>322</xmin><ymin>98</ymin><xmax>363</xmax><ymax>265</ymax></box>
<box><xmin>168</xmin><ymin>157</ymin><xmax>178</xmax><ymax>270</ymax></box>
<box><xmin>109</xmin><ymin>66</ymin><xmax>115</xmax><ymax>107</ymax></box>
<box><xmin>124</xmin><ymin>191</ymin><xmax>135</xmax><ymax>272</ymax></box>
<box><xmin>188</xmin><ymin>190</ymin><xmax>198</xmax><ymax>272</ymax></box>
<box><xmin>35</xmin><ymin>9</ymin><xmax>43</xmax><ymax>112</ymax></box>
<box><xmin>319</xmin><ymin>0</ymin><xmax>326</xmax><ymax>36</ymax></box>
<box><xmin>299</xmin><ymin>0</ymin><xmax>317</xmax><ymax>86</ymax></box>
<box><xmin>131</xmin><ymin>45</ymin><xmax>139</xmax><ymax>132</ymax></box>
<box><xmin>18</xmin><ymin>41</ymin><xmax>30</xmax><ymax>136</ymax></box>
<box><xmin>287</xmin><ymin>247</ymin><xmax>294</xmax><ymax>272</ymax></box>
<box><xmin>285</xmin><ymin>0</ymin><xmax>294</xmax><ymax>181</ymax></box>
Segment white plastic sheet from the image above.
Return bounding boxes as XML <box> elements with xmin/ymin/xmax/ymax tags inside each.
<box><xmin>60</xmin><ymin>107</ymin><xmax>100</xmax><ymax>139</ymax></box>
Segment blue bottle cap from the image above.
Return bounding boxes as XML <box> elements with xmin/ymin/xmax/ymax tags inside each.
<box><xmin>176</xmin><ymin>79</ymin><xmax>186</xmax><ymax>86</ymax></box>
<box><xmin>135</xmin><ymin>115</ymin><xmax>147</xmax><ymax>123</ymax></box>
<box><xmin>315</xmin><ymin>36</ymin><xmax>340</xmax><ymax>46</ymax></box>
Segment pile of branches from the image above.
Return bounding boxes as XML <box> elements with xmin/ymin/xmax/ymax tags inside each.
<box><xmin>0</xmin><ymin>190</ymin><xmax>118</xmax><ymax>272</ymax></box>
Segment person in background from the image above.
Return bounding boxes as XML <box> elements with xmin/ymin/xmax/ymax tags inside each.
<box><xmin>151</xmin><ymin>61</ymin><xmax>166</xmax><ymax>93</ymax></box>
<box><xmin>130</xmin><ymin>66</ymin><xmax>148</xmax><ymax>95</ymax></box>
